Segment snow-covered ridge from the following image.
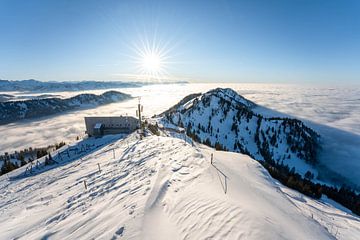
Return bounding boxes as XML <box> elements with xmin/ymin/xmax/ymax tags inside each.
<box><xmin>0</xmin><ymin>91</ymin><xmax>132</xmax><ymax>125</ymax></box>
<box><xmin>1</xmin><ymin>133</ymin><xmax>358</xmax><ymax>239</ymax></box>
<box><xmin>161</xmin><ymin>88</ymin><xmax>254</xmax><ymax>116</ymax></box>
<box><xmin>160</xmin><ymin>88</ymin><xmax>319</xmax><ymax>177</ymax></box>
<box><xmin>203</xmin><ymin>87</ymin><xmax>255</xmax><ymax>108</ymax></box>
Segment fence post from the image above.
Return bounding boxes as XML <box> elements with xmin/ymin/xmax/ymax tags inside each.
<box><xmin>211</xmin><ymin>153</ymin><xmax>213</xmax><ymax>164</ymax></box>
<box><xmin>98</xmin><ymin>163</ymin><xmax>101</xmax><ymax>173</ymax></box>
<box><xmin>84</xmin><ymin>180</ymin><xmax>87</xmax><ymax>190</ymax></box>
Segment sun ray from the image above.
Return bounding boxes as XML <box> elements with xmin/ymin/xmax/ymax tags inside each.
<box><xmin>128</xmin><ymin>32</ymin><xmax>175</xmax><ymax>82</ymax></box>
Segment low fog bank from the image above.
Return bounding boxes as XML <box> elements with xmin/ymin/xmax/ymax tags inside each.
<box><xmin>1</xmin><ymin>83</ymin><xmax>359</xmax><ymax>162</ymax></box>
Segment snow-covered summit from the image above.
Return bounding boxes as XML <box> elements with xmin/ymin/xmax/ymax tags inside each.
<box><xmin>162</xmin><ymin>88</ymin><xmax>254</xmax><ymax>116</ymax></box>
<box><xmin>0</xmin><ymin>133</ymin><xmax>359</xmax><ymax>239</ymax></box>
<box><xmin>160</xmin><ymin>88</ymin><xmax>319</xmax><ymax>177</ymax></box>
<box><xmin>203</xmin><ymin>87</ymin><xmax>255</xmax><ymax>108</ymax></box>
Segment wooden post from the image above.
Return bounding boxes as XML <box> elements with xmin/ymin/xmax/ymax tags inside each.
<box><xmin>98</xmin><ymin>163</ymin><xmax>101</xmax><ymax>172</ymax></box>
<box><xmin>113</xmin><ymin>149</ymin><xmax>115</xmax><ymax>159</ymax></box>
<box><xmin>84</xmin><ymin>180</ymin><xmax>87</xmax><ymax>190</ymax></box>
<box><xmin>211</xmin><ymin>153</ymin><xmax>213</xmax><ymax>165</ymax></box>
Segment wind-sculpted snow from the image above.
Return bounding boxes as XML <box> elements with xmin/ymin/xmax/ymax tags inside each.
<box><xmin>160</xmin><ymin>88</ymin><xmax>319</xmax><ymax>177</ymax></box>
<box><xmin>0</xmin><ymin>91</ymin><xmax>131</xmax><ymax>125</ymax></box>
<box><xmin>1</xmin><ymin>133</ymin><xmax>359</xmax><ymax>239</ymax></box>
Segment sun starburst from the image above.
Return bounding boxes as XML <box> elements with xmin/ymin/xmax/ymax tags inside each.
<box><xmin>129</xmin><ymin>34</ymin><xmax>173</xmax><ymax>81</ymax></box>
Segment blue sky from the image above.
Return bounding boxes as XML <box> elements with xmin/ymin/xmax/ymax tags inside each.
<box><xmin>0</xmin><ymin>0</ymin><xmax>359</xmax><ymax>84</ymax></box>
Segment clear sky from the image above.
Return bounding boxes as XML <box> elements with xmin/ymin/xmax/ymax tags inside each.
<box><xmin>0</xmin><ymin>0</ymin><xmax>359</xmax><ymax>84</ymax></box>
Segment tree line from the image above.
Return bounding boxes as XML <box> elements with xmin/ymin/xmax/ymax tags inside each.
<box><xmin>0</xmin><ymin>141</ymin><xmax>66</xmax><ymax>175</ymax></box>
<box><xmin>261</xmin><ymin>159</ymin><xmax>360</xmax><ymax>216</ymax></box>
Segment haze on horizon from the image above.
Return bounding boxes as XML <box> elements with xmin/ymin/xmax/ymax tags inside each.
<box><xmin>0</xmin><ymin>0</ymin><xmax>359</xmax><ymax>84</ymax></box>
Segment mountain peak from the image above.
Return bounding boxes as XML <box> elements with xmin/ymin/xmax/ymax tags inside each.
<box><xmin>203</xmin><ymin>87</ymin><xmax>255</xmax><ymax>108</ymax></box>
<box><xmin>160</xmin><ymin>88</ymin><xmax>319</xmax><ymax>177</ymax></box>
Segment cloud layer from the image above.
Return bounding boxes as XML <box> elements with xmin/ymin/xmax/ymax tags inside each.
<box><xmin>1</xmin><ymin>83</ymin><xmax>359</xmax><ymax>155</ymax></box>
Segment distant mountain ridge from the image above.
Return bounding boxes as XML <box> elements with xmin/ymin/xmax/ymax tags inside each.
<box><xmin>0</xmin><ymin>91</ymin><xmax>131</xmax><ymax>125</ymax></box>
<box><xmin>160</xmin><ymin>88</ymin><xmax>319</xmax><ymax>176</ymax></box>
<box><xmin>0</xmin><ymin>79</ymin><xmax>189</xmax><ymax>92</ymax></box>
<box><xmin>0</xmin><ymin>79</ymin><xmax>139</xmax><ymax>92</ymax></box>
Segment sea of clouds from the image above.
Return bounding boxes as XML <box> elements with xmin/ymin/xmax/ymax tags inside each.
<box><xmin>1</xmin><ymin>83</ymin><xmax>359</xmax><ymax>153</ymax></box>
<box><xmin>1</xmin><ymin>83</ymin><xmax>359</xmax><ymax>186</ymax></box>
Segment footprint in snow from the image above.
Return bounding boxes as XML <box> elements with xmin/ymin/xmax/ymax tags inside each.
<box><xmin>143</xmin><ymin>186</ymin><xmax>151</xmax><ymax>195</ymax></box>
<box><xmin>171</xmin><ymin>163</ymin><xmax>182</xmax><ymax>172</ymax></box>
<box><xmin>116</xmin><ymin>226</ymin><xmax>124</xmax><ymax>236</ymax></box>
<box><xmin>129</xmin><ymin>204</ymin><xmax>136</xmax><ymax>215</ymax></box>
<box><xmin>111</xmin><ymin>226</ymin><xmax>125</xmax><ymax>240</ymax></box>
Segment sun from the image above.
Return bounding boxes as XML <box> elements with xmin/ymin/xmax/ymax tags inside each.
<box><xmin>130</xmin><ymin>35</ymin><xmax>172</xmax><ymax>81</ymax></box>
<box><xmin>142</xmin><ymin>53</ymin><xmax>162</xmax><ymax>73</ymax></box>
<box><xmin>137</xmin><ymin>48</ymin><xmax>167</xmax><ymax>80</ymax></box>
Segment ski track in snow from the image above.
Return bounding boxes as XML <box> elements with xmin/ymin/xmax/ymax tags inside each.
<box><xmin>1</xmin><ymin>133</ymin><xmax>360</xmax><ymax>239</ymax></box>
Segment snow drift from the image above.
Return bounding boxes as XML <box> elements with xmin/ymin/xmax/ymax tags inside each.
<box><xmin>0</xmin><ymin>132</ymin><xmax>359</xmax><ymax>239</ymax></box>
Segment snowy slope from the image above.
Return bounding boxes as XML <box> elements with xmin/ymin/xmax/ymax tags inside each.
<box><xmin>160</xmin><ymin>88</ymin><xmax>319</xmax><ymax>177</ymax></box>
<box><xmin>1</xmin><ymin>132</ymin><xmax>359</xmax><ymax>239</ymax></box>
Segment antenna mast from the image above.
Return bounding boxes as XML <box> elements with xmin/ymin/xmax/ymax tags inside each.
<box><xmin>136</xmin><ymin>97</ymin><xmax>143</xmax><ymax>132</ymax></box>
